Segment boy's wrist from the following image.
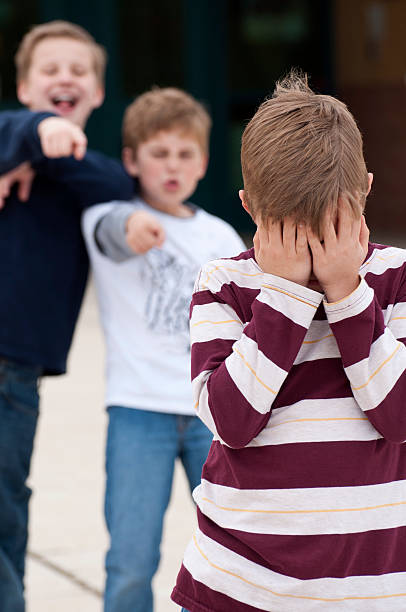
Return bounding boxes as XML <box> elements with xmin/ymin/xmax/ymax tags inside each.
<box><xmin>323</xmin><ymin>276</ymin><xmax>361</xmax><ymax>304</ymax></box>
<box><xmin>323</xmin><ymin>278</ymin><xmax>372</xmax><ymax>326</ymax></box>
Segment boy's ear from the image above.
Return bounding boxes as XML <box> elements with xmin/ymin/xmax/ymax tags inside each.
<box><xmin>198</xmin><ymin>154</ymin><xmax>209</xmax><ymax>179</ymax></box>
<box><xmin>239</xmin><ymin>189</ymin><xmax>254</xmax><ymax>220</ymax></box>
<box><xmin>367</xmin><ymin>172</ymin><xmax>373</xmax><ymax>196</ymax></box>
<box><xmin>122</xmin><ymin>147</ymin><xmax>138</xmax><ymax>176</ymax></box>
<box><xmin>17</xmin><ymin>81</ymin><xmax>30</xmax><ymax>106</ymax></box>
<box><xmin>92</xmin><ymin>86</ymin><xmax>105</xmax><ymax>110</ymax></box>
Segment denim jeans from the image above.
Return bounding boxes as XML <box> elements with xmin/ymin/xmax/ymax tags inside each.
<box><xmin>104</xmin><ymin>406</ymin><xmax>213</xmax><ymax>612</ymax></box>
<box><xmin>0</xmin><ymin>358</ymin><xmax>41</xmax><ymax>612</ymax></box>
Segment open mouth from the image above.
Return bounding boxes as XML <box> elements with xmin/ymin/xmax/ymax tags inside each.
<box><xmin>50</xmin><ymin>93</ymin><xmax>78</xmax><ymax>113</ymax></box>
<box><xmin>164</xmin><ymin>179</ymin><xmax>179</xmax><ymax>191</ymax></box>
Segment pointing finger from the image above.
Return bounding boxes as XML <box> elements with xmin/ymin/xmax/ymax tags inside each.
<box><xmin>72</xmin><ymin>134</ymin><xmax>88</xmax><ymax>160</ymax></box>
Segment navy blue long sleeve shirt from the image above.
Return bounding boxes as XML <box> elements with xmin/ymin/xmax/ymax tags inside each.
<box><xmin>0</xmin><ymin>110</ymin><xmax>133</xmax><ymax>374</ymax></box>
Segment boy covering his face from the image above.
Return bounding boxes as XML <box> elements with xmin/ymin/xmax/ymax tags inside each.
<box><xmin>172</xmin><ymin>72</ymin><xmax>406</xmax><ymax>612</ymax></box>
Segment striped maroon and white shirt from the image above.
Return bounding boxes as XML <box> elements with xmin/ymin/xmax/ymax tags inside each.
<box><xmin>172</xmin><ymin>242</ymin><xmax>406</xmax><ymax>612</ymax></box>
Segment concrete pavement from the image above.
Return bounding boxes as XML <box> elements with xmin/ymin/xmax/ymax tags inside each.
<box><xmin>25</xmin><ymin>282</ymin><xmax>195</xmax><ymax>611</ymax></box>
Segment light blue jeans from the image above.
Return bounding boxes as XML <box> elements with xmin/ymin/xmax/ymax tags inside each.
<box><xmin>0</xmin><ymin>358</ymin><xmax>41</xmax><ymax>612</ymax></box>
<box><xmin>104</xmin><ymin>406</ymin><xmax>212</xmax><ymax>612</ymax></box>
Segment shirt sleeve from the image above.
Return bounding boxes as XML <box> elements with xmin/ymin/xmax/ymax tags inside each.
<box><xmin>94</xmin><ymin>203</ymin><xmax>138</xmax><ymax>262</ymax></box>
<box><xmin>0</xmin><ymin>110</ymin><xmax>54</xmax><ymax>172</ymax></box>
<box><xmin>324</xmin><ymin>276</ymin><xmax>406</xmax><ymax>443</ymax></box>
<box><xmin>34</xmin><ymin>150</ymin><xmax>134</xmax><ymax>209</ymax></box>
<box><xmin>190</xmin><ymin>263</ymin><xmax>323</xmax><ymax>448</ymax></box>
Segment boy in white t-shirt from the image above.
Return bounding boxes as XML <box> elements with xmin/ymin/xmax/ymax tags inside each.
<box><xmin>82</xmin><ymin>87</ymin><xmax>245</xmax><ymax>612</ymax></box>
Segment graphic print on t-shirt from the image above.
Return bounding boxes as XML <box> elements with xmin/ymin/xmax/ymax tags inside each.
<box><xmin>142</xmin><ymin>248</ymin><xmax>198</xmax><ymax>344</ymax></box>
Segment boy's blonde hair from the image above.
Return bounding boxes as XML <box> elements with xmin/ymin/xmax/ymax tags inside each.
<box><xmin>241</xmin><ymin>71</ymin><xmax>369</xmax><ymax>235</ymax></box>
<box><xmin>15</xmin><ymin>20</ymin><xmax>107</xmax><ymax>85</ymax></box>
<box><xmin>122</xmin><ymin>87</ymin><xmax>212</xmax><ymax>155</ymax></box>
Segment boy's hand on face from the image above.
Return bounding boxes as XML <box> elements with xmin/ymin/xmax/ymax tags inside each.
<box><xmin>125</xmin><ymin>210</ymin><xmax>166</xmax><ymax>254</ymax></box>
<box><xmin>254</xmin><ymin>218</ymin><xmax>312</xmax><ymax>287</ymax></box>
<box><xmin>0</xmin><ymin>162</ymin><xmax>35</xmax><ymax>209</ymax></box>
<box><xmin>37</xmin><ymin>117</ymin><xmax>88</xmax><ymax>160</ymax></box>
<box><xmin>307</xmin><ymin>197</ymin><xmax>370</xmax><ymax>302</ymax></box>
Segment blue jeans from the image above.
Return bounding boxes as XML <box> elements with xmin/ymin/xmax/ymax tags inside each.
<box><xmin>0</xmin><ymin>358</ymin><xmax>41</xmax><ymax>612</ymax></box>
<box><xmin>104</xmin><ymin>406</ymin><xmax>212</xmax><ymax>612</ymax></box>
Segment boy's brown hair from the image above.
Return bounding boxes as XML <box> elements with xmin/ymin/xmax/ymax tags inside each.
<box><xmin>241</xmin><ymin>71</ymin><xmax>369</xmax><ymax>235</ymax></box>
<box><xmin>122</xmin><ymin>87</ymin><xmax>212</xmax><ymax>155</ymax></box>
<box><xmin>15</xmin><ymin>20</ymin><xmax>107</xmax><ymax>85</ymax></box>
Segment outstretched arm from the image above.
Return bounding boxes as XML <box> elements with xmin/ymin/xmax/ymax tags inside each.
<box><xmin>94</xmin><ymin>206</ymin><xmax>165</xmax><ymax>262</ymax></box>
<box><xmin>191</xmin><ymin>220</ymin><xmax>322</xmax><ymax>448</ymax></box>
<box><xmin>34</xmin><ymin>150</ymin><xmax>134</xmax><ymax>208</ymax></box>
<box><xmin>0</xmin><ymin>111</ymin><xmax>132</xmax><ymax>207</ymax></box>
<box><xmin>0</xmin><ymin>110</ymin><xmax>53</xmax><ymax>172</ymax></box>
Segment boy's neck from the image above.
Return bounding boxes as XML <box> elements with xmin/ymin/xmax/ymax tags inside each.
<box><xmin>139</xmin><ymin>194</ymin><xmax>194</xmax><ymax>218</ymax></box>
